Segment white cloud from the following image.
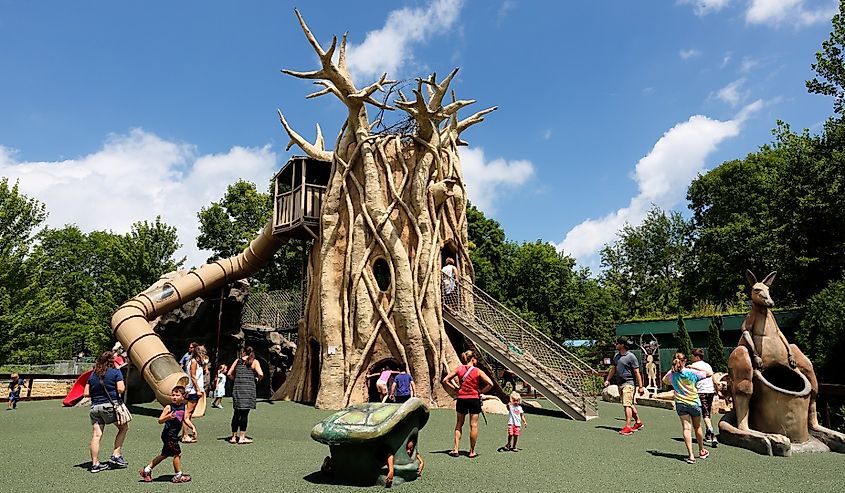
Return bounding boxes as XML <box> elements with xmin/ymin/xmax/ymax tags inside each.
<box><xmin>720</xmin><ymin>52</ymin><xmax>733</xmax><ymax>69</ymax></box>
<box><xmin>679</xmin><ymin>0</ymin><xmax>733</xmax><ymax>16</ymax></box>
<box><xmin>714</xmin><ymin>78</ymin><xmax>747</xmax><ymax>106</ymax></box>
<box><xmin>345</xmin><ymin>0</ymin><xmax>465</xmax><ymax>83</ymax></box>
<box><xmin>0</xmin><ymin>129</ymin><xmax>279</xmax><ymax>268</ymax></box>
<box><xmin>459</xmin><ymin>147</ymin><xmax>534</xmax><ymax>213</ymax></box>
<box><xmin>543</xmin><ymin>129</ymin><xmax>552</xmax><ymax>140</ymax></box>
<box><xmin>680</xmin><ymin>48</ymin><xmax>702</xmax><ymax>60</ymax></box>
<box><xmin>746</xmin><ymin>0</ymin><xmax>836</xmax><ymax>27</ymax></box>
<box><xmin>557</xmin><ymin>100</ymin><xmax>763</xmax><ymax>266</ymax></box>
<box><xmin>739</xmin><ymin>56</ymin><xmax>760</xmax><ymax>73</ymax></box>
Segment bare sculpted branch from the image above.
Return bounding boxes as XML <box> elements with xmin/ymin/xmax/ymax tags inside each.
<box><xmin>274</xmin><ymin>9</ymin><xmax>492</xmax><ymax>409</ymax></box>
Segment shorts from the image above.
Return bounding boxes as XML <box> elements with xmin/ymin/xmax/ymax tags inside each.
<box><xmin>699</xmin><ymin>393</ymin><xmax>714</xmax><ymax>419</ymax></box>
<box><xmin>394</xmin><ymin>394</ymin><xmax>411</xmax><ymax>403</ymax></box>
<box><xmin>675</xmin><ymin>402</ymin><xmax>702</xmax><ymax>417</ymax></box>
<box><xmin>507</xmin><ymin>424</ymin><xmax>521</xmax><ymax>436</ymax></box>
<box><xmin>456</xmin><ymin>397</ymin><xmax>481</xmax><ymax>415</ymax></box>
<box><xmin>186</xmin><ymin>393</ymin><xmax>200</xmax><ymax>402</ymax></box>
<box><xmin>90</xmin><ymin>403</ymin><xmax>117</xmax><ymax>425</ymax></box>
<box><xmin>620</xmin><ymin>384</ymin><xmax>635</xmax><ymax>407</ymax></box>
<box><xmin>161</xmin><ymin>438</ymin><xmax>181</xmax><ymax>457</ymax></box>
<box><xmin>376</xmin><ymin>380</ymin><xmax>388</xmax><ymax>393</ymax></box>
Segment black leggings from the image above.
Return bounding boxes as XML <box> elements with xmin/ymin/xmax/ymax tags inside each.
<box><xmin>231</xmin><ymin>409</ymin><xmax>251</xmax><ymax>433</ymax></box>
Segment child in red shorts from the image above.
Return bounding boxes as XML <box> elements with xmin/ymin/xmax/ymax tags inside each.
<box><xmin>499</xmin><ymin>391</ymin><xmax>528</xmax><ymax>452</ymax></box>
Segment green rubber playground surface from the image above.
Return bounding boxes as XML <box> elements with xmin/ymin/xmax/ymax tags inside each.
<box><xmin>0</xmin><ymin>398</ymin><xmax>840</xmax><ymax>492</ymax></box>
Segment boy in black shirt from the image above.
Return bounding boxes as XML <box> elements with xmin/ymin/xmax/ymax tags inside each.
<box><xmin>139</xmin><ymin>386</ymin><xmax>192</xmax><ymax>483</ymax></box>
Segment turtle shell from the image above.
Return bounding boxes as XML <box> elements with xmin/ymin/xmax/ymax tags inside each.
<box><xmin>311</xmin><ymin>397</ymin><xmax>429</xmax><ymax>445</ymax></box>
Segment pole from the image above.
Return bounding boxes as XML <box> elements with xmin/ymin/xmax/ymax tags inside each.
<box><xmin>214</xmin><ymin>285</ymin><xmax>224</xmax><ymax>376</ymax></box>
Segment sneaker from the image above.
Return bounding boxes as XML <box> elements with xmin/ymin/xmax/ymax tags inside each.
<box><xmin>699</xmin><ymin>449</ymin><xmax>710</xmax><ymax>459</ymax></box>
<box><xmin>139</xmin><ymin>468</ymin><xmax>152</xmax><ymax>482</ymax></box>
<box><xmin>712</xmin><ymin>436</ymin><xmax>719</xmax><ymax>448</ymax></box>
<box><xmin>619</xmin><ymin>426</ymin><xmax>634</xmax><ymax>436</ymax></box>
<box><xmin>89</xmin><ymin>463</ymin><xmax>109</xmax><ymax>473</ymax></box>
<box><xmin>108</xmin><ymin>455</ymin><xmax>128</xmax><ymax>468</ymax></box>
<box><xmin>632</xmin><ymin>422</ymin><xmax>644</xmax><ymax>431</ymax></box>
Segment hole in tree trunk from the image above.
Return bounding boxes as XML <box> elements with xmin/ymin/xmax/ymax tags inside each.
<box><xmin>366</xmin><ymin>357</ymin><xmax>401</xmax><ymax>402</ymax></box>
<box><xmin>373</xmin><ymin>258</ymin><xmax>391</xmax><ymax>292</ymax></box>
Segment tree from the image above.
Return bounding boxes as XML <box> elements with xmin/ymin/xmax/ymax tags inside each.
<box><xmin>601</xmin><ymin>206</ymin><xmax>692</xmax><ymax>318</ymax></box>
<box><xmin>466</xmin><ymin>203</ymin><xmax>512</xmax><ymax>300</ymax></box>
<box><xmin>275</xmin><ymin>11</ymin><xmax>495</xmax><ymax>407</ymax></box>
<box><xmin>806</xmin><ymin>0</ymin><xmax>845</xmax><ymax>118</ymax></box>
<box><xmin>197</xmin><ymin>179</ymin><xmax>307</xmax><ymax>292</ymax></box>
<box><xmin>0</xmin><ymin>179</ymin><xmax>74</xmax><ymax>365</ymax></box>
<box><xmin>795</xmin><ymin>278</ymin><xmax>845</xmax><ymax>383</ymax></box>
<box><xmin>675</xmin><ymin>313</ymin><xmax>693</xmax><ymax>357</ymax></box>
<box><xmin>707</xmin><ymin>316</ymin><xmax>727</xmax><ymax>372</ymax></box>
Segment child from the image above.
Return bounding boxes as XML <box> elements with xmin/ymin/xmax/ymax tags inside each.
<box><xmin>385</xmin><ymin>437</ymin><xmax>424</xmax><ymax>488</ymax></box>
<box><xmin>500</xmin><ymin>391</ymin><xmax>527</xmax><ymax>452</ymax></box>
<box><xmin>212</xmin><ymin>364</ymin><xmax>227</xmax><ymax>409</ymax></box>
<box><xmin>7</xmin><ymin>373</ymin><xmax>25</xmax><ymax>410</ymax></box>
<box><xmin>139</xmin><ymin>386</ymin><xmax>192</xmax><ymax>483</ymax></box>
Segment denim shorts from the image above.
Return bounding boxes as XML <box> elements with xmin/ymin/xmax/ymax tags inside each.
<box><xmin>90</xmin><ymin>403</ymin><xmax>117</xmax><ymax>425</ymax></box>
<box><xmin>675</xmin><ymin>402</ymin><xmax>702</xmax><ymax>417</ymax></box>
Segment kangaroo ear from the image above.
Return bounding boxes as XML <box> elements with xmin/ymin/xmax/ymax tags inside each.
<box><xmin>762</xmin><ymin>271</ymin><xmax>777</xmax><ymax>287</ymax></box>
<box><xmin>745</xmin><ymin>270</ymin><xmax>757</xmax><ymax>286</ymax></box>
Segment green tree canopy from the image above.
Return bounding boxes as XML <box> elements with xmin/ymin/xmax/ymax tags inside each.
<box><xmin>807</xmin><ymin>0</ymin><xmax>845</xmax><ymax>118</ymax></box>
<box><xmin>707</xmin><ymin>316</ymin><xmax>727</xmax><ymax>372</ymax></box>
<box><xmin>600</xmin><ymin>206</ymin><xmax>692</xmax><ymax>318</ymax></box>
<box><xmin>197</xmin><ymin>179</ymin><xmax>307</xmax><ymax>292</ymax></box>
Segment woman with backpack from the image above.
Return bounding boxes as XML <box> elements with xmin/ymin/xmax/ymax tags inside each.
<box><xmin>442</xmin><ymin>350</ymin><xmax>494</xmax><ymax>458</ymax></box>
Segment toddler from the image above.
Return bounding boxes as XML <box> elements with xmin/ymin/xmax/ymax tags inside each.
<box><xmin>212</xmin><ymin>364</ymin><xmax>227</xmax><ymax>409</ymax></box>
<box><xmin>500</xmin><ymin>391</ymin><xmax>527</xmax><ymax>452</ymax></box>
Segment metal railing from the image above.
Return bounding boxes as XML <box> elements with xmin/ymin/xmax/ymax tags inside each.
<box><xmin>443</xmin><ymin>278</ymin><xmax>599</xmax><ymax>419</ymax></box>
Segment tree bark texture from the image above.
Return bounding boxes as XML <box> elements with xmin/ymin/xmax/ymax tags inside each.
<box><xmin>273</xmin><ymin>10</ymin><xmax>495</xmax><ymax>408</ymax></box>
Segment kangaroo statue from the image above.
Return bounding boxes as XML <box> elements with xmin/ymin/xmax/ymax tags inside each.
<box><xmin>720</xmin><ymin>269</ymin><xmax>845</xmax><ymax>455</ymax></box>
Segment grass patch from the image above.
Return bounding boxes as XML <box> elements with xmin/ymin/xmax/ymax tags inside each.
<box><xmin>0</xmin><ymin>399</ymin><xmax>840</xmax><ymax>492</ymax></box>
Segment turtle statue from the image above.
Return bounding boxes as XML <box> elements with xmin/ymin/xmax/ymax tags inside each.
<box><xmin>312</xmin><ymin>397</ymin><xmax>429</xmax><ymax>487</ymax></box>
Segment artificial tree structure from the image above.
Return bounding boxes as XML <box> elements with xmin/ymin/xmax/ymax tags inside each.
<box><xmin>274</xmin><ymin>10</ymin><xmax>496</xmax><ymax>408</ymax></box>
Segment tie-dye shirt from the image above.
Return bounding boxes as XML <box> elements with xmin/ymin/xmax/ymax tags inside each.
<box><xmin>663</xmin><ymin>368</ymin><xmax>707</xmax><ymax>406</ymax></box>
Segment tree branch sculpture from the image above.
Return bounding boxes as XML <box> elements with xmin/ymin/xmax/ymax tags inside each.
<box><xmin>274</xmin><ymin>10</ymin><xmax>496</xmax><ymax>408</ymax></box>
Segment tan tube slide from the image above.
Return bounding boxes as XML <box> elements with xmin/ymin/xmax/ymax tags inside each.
<box><xmin>111</xmin><ymin>220</ymin><xmax>287</xmax><ymax>404</ymax></box>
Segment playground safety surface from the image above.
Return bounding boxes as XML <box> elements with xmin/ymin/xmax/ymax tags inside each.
<box><xmin>0</xmin><ymin>399</ymin><xmax>841</xmax><ymax>492</ymax></box>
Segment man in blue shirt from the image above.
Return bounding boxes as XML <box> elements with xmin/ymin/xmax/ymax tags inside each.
<box><xmin>390</xmin><ymin>364</ymin><xmax>416</xmax><ymax>403</ymax></box>
<box><xmin>603</xmin><ymin>337</ymin><xmax>646</xmax><ymax>435</ymax></box>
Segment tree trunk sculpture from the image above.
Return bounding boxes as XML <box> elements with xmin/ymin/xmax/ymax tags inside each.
<box><xmin>274</xmin><ymin>10</ymin><xmax>496</xmax><ymax>409</ymax></box>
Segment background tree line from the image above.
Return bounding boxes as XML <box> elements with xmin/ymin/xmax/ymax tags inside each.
<box><xmin>3</xmin><ymin>3</ymin><xmax>845</xmax><ymax>383</ymax></box>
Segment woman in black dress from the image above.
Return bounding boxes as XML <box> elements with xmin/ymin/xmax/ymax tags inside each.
<box><xmin>226</xmin><ymin>346</ymin><xmax>263</xmax><ymax>444</ymax></box>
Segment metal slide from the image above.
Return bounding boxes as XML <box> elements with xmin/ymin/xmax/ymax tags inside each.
<box><xmin>442</xmin><ymin>279</ymin><xmax>599</xmax><ymax>420</ymax></box>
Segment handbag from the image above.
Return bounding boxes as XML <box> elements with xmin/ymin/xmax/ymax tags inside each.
<box><xmin>99</xmin><ymin>376</ymin><xmax>133</xmax><ymax>425</ymax></box>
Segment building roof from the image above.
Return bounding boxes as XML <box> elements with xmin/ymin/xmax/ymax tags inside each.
<box><xmin>615</xmin><ymin>309</ymin><xmax>802</xmax><ymax>336</ymax></box>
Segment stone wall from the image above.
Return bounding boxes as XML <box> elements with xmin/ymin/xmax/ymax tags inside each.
<box><xmin>6</xmin><ymin>378</ymin><xmax>75</xmax><ymax>399</ymax></box>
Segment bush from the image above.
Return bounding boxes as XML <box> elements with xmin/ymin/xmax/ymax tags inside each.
<box><xmin>707</xmin><ymin>316</ymin><xmax>727</xmax><ymax>372</ymax></box>
<box><xmin>675</xmin><ymin>313</ymin><xmax>693</xmax><ymax>358</ymax></box>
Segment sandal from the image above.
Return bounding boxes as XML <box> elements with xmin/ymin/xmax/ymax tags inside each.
<box><xmin>180</xmin><ymin>436</ymin><xmax>196</xmax><ymax>443</ymax></box>
<box><xmin>171</xmin><ymin>474</ymin><xmax>192</xmax><ymax>483</ymax></box>
<box><xmin>685</xmin><ymin>457</ymin><xmax>696</xmax><ymax>464</ymax></box>
<box><xmin>447</xmin><ymin>450</ymin><xmax>459</xmax><ymax>457</ymax></box>
<box><xmin>228</xmin><ymin>436</ymin><xmax>239</xmax><ymax>444</ymax></box>
<box><xmin>238</xmin><ymin>438</ymin><xmax>254</xmax><ymax>444</ymax></box>
<box><xmin>468</xmin><ymin>452</ymin><xmax>479</xmax><ymax>459</ymax></box>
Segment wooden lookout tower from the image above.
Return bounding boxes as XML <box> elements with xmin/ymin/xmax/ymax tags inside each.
<box><xmin>272</xmin><ymin>156</ymin><xmax>330</xmax><ymax>240</ymax></box>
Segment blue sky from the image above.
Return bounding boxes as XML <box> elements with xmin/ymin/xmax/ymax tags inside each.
<box><xmin>0</xmin><ymin>0</ymin><xmax>839</xmax><ymax>269</ymax></box>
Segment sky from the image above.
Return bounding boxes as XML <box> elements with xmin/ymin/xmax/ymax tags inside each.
<box><xmin>0</xmin><ymin>0</ymin><xmax>839</xmax><ymax>270</ymax></box>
